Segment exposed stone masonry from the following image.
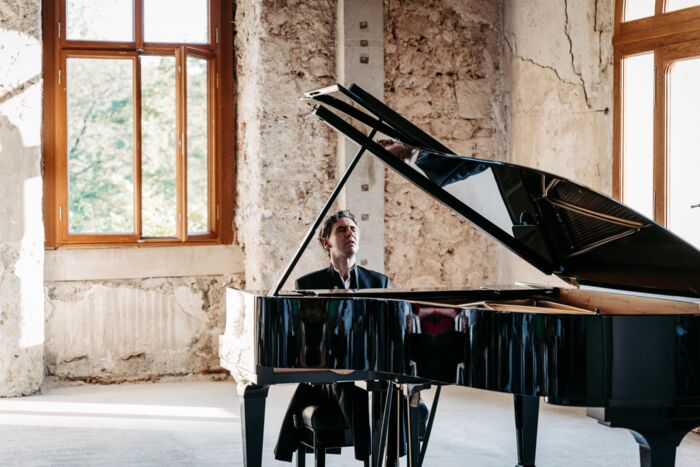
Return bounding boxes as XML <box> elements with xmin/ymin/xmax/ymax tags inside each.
<box><xmin>383</xmin><ymin>0</ymin><xmax>507</xmax><ymax>288</ymax></box>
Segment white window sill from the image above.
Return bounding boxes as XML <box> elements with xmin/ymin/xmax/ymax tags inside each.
<box><xmin>45</xmin><ymin>244</ymin><xmax>244</xmax><ymax>282</ymax></box>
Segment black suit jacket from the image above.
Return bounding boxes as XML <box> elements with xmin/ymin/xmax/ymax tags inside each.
<box><xmin>275</xmin><ymin>264</ymin><xmax>389</xmax><ymax>462</ymax></box>
<box><xmin>295</xmin><ymin>265</ymin><xmax>390</xmax><ymax>290</ymax></box>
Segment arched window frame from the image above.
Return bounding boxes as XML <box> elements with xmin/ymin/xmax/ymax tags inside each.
<box><xmin>614</xmin><ymin>1</ymin><xmax>700</xmax><ymax>225</ymax></box>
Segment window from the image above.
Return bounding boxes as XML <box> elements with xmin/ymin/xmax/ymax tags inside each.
<box><xmin>614</xmin><ymin>1</ymin><xmax>700</xmax><ymax>248</ymax></box>
<box><xmin>42</xmin><ymin>0</ymin><xmax>234</xmax><ymax>247</ymax></box>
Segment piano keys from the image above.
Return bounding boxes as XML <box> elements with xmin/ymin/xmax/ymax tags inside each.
<box><xmin>220</xmin><ymin>83</ymin><xmax>700</xmax><ymax>467</ymax></box>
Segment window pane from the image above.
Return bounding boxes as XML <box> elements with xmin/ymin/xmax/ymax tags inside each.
<box><xmin>186</xmin><ymin>56</ymin><xmax>209</xmax><ymax>234</ymax></box>
<box><xmin>144</xmin><ymin>0</ymin><xmax>209</xmax><ymax>44</ymax></box>
<box><xmin>666</xmin><ymin>0</ymin><xmax>700</xmax><ymax>13</ymax></box>
<box><xmin>141</xmin><ymin>56</ymin><xmax>177</xmax><ymax>237</ymax></box>
<box><xmin>66</xmin><ymin>0</ymin><xmax>133</xmax><ymax>42</ymax></box>
<box><xmin>622</xmin><ymin>52</ymin><xmax>655</xmax><ymax>219</ymax></box>
<box><xmin>67</xmin><ymin>58</ymin><xmax>134</xmax><ymax>233</ymax></box>
<box><xmin>667</xmin><ymin>58</ymin><xmax>700</xmax><ymax>248</ymax></box>
<box><xmin>624</xmin><ymin>0</ymin><xmax>655</xmax><ymax>21</ymax></box>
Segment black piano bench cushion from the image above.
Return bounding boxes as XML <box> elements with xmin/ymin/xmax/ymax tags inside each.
<box><xmin>298</xmin><ymin>404</ymin><xmax>349</xmax><ymax>431</ymax></box>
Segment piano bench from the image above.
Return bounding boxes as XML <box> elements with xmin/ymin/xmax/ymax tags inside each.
<box><xmin>294</xmin><ymin>404</ymin><xmax>366</xmax><ymax>467</ymax></box>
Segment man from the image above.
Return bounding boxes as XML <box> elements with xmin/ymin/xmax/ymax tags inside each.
<box><xmin>274</xmin><ymin>210</ymin><xmax>389</xmax><ymax>463</ymax></box>
<box><xmin>296</xmin><ymin>210</ymin><xmax>389</xmax><ymax>290</ymax></box>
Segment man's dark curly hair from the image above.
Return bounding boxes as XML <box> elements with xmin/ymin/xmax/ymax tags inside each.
<box><xmin>319</xmin><ymin>210</ymin><xmax>357</xmax><ymax>253</ymax></box>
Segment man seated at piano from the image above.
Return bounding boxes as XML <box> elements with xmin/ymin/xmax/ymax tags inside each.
<box><xmin>274</xmin><ymin>210</ymin><xmax>388</xmax><ymax>463</ymax></box>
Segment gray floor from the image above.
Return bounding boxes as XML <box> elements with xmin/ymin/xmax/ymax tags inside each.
<box><xmin>0</xmin><ymin>381</ymin><xmax>698</xmax><ymax>466</ymax></box>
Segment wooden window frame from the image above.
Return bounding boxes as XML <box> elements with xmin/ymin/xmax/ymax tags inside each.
<box><xmin>613</xmin><ymin>0</ymin><xmax>700</xmax><ymax>225</ymax></box>
<box><xmin>42</xmin><ymin>0</ymin><xmax>234</xmax><ymax>248</ymax></box>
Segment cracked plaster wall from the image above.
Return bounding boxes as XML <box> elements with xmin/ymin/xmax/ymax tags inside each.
<box><xmin>502</xmin><ymin>0</ymin><xmax>614</xmax><ymax>284</ymax></box>
<box><xmin>0</xmin><ymin>0</ymin><xmax>45</xmax><ymax>396</ymax></box>
<box><xmin>235</xmin><ymin>0</ymin><xmax>338</xmax><ymax>290</ymax></box>
<box><xmin>383</xmin><ymin>0</ymin><xmax>509</xmax><ymax>288</ymax></box>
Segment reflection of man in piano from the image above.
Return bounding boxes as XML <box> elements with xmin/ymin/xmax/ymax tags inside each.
<box><xmin>379</xmin><ymin>139</ymin><xmax>487</xmax><ymax>188</ymax></box>
<box><xmin>274</xmin><ymin>210</ymin><xmax>388</xmax><ymax>463</ymax></box>
<box><xmin>408</xmin><ymin>305</ymin><xmax>465</xmax><ymax>383</ymax></box>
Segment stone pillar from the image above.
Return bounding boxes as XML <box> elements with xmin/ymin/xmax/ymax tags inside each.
<box><xmin>234</xmin><ymin>0</ymin><xmax>338</xmax><ymax>290</ymax></box>
<box><xmin>336</xmin><ymin>0</ymin><xmax>385</xmax><ymax>273</ymax></box>
<box><xmin>0</xmin><ymin>0</ymin><xmax>45</xmax><ymax>396</ymax></box>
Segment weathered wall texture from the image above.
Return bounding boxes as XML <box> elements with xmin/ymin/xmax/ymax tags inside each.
<box><xmin>383</xmin><ymin>0</ymin><xmax>509</xmax><ymax>288</ymax></box>
<box><xmin>1</xmin><ymin>0</ymin><xmax>619</xmax><ymax>389</ymax></box>
<box><xmin>235</xmin><ymin>0</ymin><xmax>339</xmax><ymax>290</ymax></box>
<box><xmin>503</xmin><ymin>0</ymin><xmax>614</xmax><ymax>284</ymax></box>
<box><xmin>45</xmin><ymin>275</ymin><xmax>242</xmax><ymax>381</ymax></box>
<box><xmin>38</xmin><ymin>0</ymin><xmax>245</xmax><ymax>385</ymax></box>
<box><xmin>0</xmin><ymin>0</ymin><xmax>45</xmax><ymax>396</ymax></box>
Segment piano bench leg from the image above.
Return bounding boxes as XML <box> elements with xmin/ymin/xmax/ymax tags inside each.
<box><xmin>513</xmin><ymin>394</ymin><xmax>539</xmax><ymax>467</ymax></box>
<box><xmin>297</xmin><ymin>444</ymin><xmax>306</xmax><ymax>467</ymax></box>
<box><xmin>315</xmin><ymin>448</ymin><xmax>326</xmax><ymax>467</ymax></box>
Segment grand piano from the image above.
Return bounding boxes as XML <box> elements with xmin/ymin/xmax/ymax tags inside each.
<box><xmin>219</xmin><ymin>84</ymin><xmax>700</xmax><ymax>467</ymax></box>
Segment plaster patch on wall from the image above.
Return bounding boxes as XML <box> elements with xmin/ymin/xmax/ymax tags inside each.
<box><xmin>44</xmin><ymin>275</ymin><xmax>243</xmax><ymax>382</ymax></box>
<box><xmin>0</xmin><ymin>0</ymin><xmax>44</xmax><ymax>396</ymax></box>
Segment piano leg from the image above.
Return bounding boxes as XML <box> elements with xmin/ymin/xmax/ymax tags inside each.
<box><xmin>513</xmin><ymin>394</ymin><xmax>539</xmax><ymax>467</ymax></box>
<box><xmin>237</xmin><ymin>383</ymin><xmax>270</xmax><ymax>467</ymax></box>
<box><xmin>632</xmin><ymin>430</ymin><xmax>685</xmax><ymax>467</ymax></box>
<box><xmin>590</xmin><ymin>407</ymin><xmax>698</xmax><ymax>467</ymax></box>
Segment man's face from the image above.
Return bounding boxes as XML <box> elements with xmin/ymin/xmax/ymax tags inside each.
<box><xmin>322</xmin><ymin>217</ymin><xmax>360</xmax><ymax>261</ymax></box>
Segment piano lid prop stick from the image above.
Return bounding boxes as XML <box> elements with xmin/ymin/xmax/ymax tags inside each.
<box><xmin>268</xmin><ymin>124</ymin><xmax>380</xmax><ymax>296</ymax></box>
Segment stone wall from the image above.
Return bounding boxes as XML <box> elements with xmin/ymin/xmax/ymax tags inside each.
<box><xmin>383</xmin><ymin>0</ymin><xmax>509</xmax><ymax>288</ymax></box>
<box><xmin>235</xmin><ymin>0</ymin><xmax>339</xmax><ymax>290</ymax></box>
<box><xmin>0</xmin><ymin>0</ymin><xmax>45</xmax><ymax>396</ymax></box>
<box><xmin>502</xmin><ymin>0</ymin><xmax>614</xmax><ymax>284</ymax></box>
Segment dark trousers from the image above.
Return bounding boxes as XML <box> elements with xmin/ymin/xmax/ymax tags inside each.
<box><xmin>274</xmin><ymin>382</ymin><xmax>370</xmax><ymax>462</ymax></box>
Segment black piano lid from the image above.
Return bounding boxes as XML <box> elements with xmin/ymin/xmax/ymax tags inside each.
<box><xmin>306</xmin><ymin>84</ymin><xmax>700</xmax><ymax>298</ymax></box>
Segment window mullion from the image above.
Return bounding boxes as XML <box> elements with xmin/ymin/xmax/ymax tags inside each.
<box><xmin>135</xmin><ymin>0</ymin><xmax>144</xmax><ymax>49</ymax></box>
<box><xmin>209</xmin><ymin>55</ymin><xmax>217</xmax><ymax>234</ymax></box>
<box><xmin>176</xmin><ymin>46</ymin><xmax>187</xmax><ymax>241</ymax></box>
<box><xmin>134</xmin><ymin>55</ymin><xmax>143</xmax><ymax>239</ymax></box>
<box><xmin>57</xmin><ymin>50</ymin><xmax>69</xmax><ymax>243</ymax></box>
<box><xmin>653</xmin><ymin>50</ymin><xmax>667</xmax><ymax>225</ymax></box>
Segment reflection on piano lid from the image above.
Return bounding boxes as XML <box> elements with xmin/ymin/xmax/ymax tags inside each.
<box><xmin>304</xmin><ymin>83</ymin><xmax>700</xmax><ymax>298</ymax></box>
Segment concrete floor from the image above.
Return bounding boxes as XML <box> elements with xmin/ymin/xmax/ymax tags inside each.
<box><xmin>0</xmin><ymin>381</ymin><xmax>699</xmax><ymax>466</ymax></box>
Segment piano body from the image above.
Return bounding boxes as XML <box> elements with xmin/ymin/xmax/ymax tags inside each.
<box><xmin>220</xmin><ymin>84</ymin><xmax>700</xmax><ymax>467</ymax></box>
